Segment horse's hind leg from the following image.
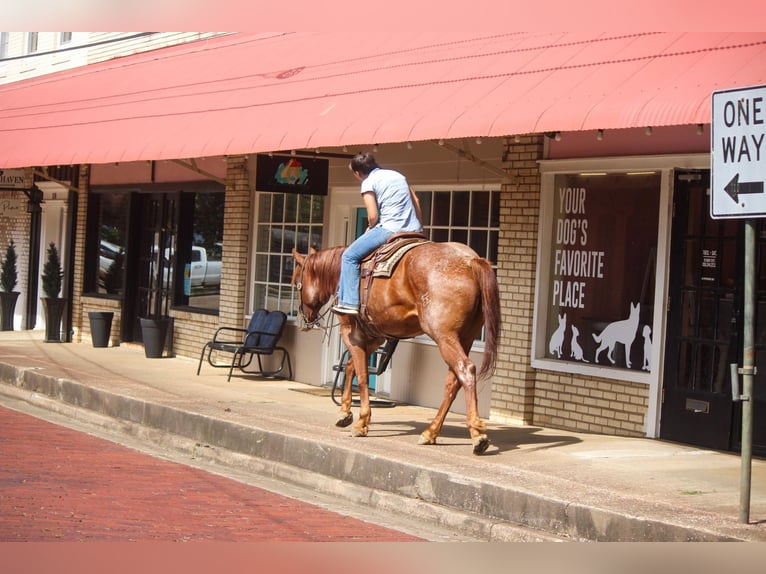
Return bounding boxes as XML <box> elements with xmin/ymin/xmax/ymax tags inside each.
<box><xmin>418</xmin><ymin>370</ymin><xmax>460</xmax><ymax>445</ymax></box>
<box><xmin>420</xmin><ymin>343</ymin><xmax>489</xmax><ymax>455</ymax></box>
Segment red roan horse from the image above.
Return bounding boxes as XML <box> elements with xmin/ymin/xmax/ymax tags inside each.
<box><xmin>291</xmin><ymin>241</ymin><xmax>500</xmax><ymax>454</ymax></box>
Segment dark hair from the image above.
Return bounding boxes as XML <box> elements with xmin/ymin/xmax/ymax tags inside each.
<box><xmin>349</xmin><ymin>152</ymin><xmax>379</xmax><ymax>176</ymax></box>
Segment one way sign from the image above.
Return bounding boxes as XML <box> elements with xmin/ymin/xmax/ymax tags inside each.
<box><xmin>711</xmin><ymin>84</ymin><xmax>766</xmax><ymax>219</ymax></box>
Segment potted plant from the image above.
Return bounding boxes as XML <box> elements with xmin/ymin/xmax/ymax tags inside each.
<box><xmin>41</xmin><ymin>241</ymin><xmax>65</xmax><ymax>342</ymax></box>
<box><xmin>0</xmin><ymin>240</ymin><xmax>19</xmax><ymax>331</ymax></box>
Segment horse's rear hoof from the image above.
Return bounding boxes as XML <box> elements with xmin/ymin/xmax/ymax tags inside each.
<box><xmin>336</xmin><ymin>412</ymin><xmax>353</xmax><ymax>427</ymax></box>
<box><xmin>472</xmin><ymin>435</ymin><xmax>490</xmax><ymax>455</ymax></box>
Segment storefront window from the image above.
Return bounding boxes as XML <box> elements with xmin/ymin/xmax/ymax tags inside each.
<box><xmin>538</xmin><ymin>172</ymin><xmax>661</xmax><ymax>373</ymax></box>
<box><xmin>179</xmin><ymin>191</ymin><xmax>224</xmax><ymax>312</ymax></box>
<box><xmin>85</xmin><ymin>191</ymin><xmax>129</xmax><ymax>296</ymax></box>
<box><xmin>254</xmin><ymin>192</ymin><xmax>324</xmax><ymax>316</ymax></box>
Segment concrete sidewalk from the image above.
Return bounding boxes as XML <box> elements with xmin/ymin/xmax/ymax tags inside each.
<box><xmin>0</xmin><ymin>330</ymin><xmax>764</xmax><ymax>541</ymax></box>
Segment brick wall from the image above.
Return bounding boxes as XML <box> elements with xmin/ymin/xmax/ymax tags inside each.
<box><xmin>491</xmin><ymin>135</ymin><xmax>543</xmax><ymax>425</ymax></box>
<box><xmin>534</xmin><ymin>372</ymin><xmax>648</xmax><ymax>436</ymax></box>
<box><xmin>492</xmin><ymin>135</ymin><xmax>649</xmax><ymax>437</ymax></box>
<box><xmin>71</xmin><ymin>165</ymin><xmax>89</xmax><ymax>342</ymax></box>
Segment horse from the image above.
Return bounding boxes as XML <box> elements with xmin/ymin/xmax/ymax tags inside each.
<box><xmin>291</xmin><ymin>241</ymin><xmax>501</xmax><ymax>454</ymax></box>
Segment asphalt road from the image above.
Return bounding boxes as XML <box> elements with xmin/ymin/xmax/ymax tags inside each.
<box><xmin>0</xmin><ymin>402</ymin><xmax>427</xmax><ymax>542</ymax></box>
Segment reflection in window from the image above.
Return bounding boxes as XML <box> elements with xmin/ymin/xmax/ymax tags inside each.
<box><xmin>254</xmin><ymin>193</ymin><xmax>324</xmax><ymax>316</ymax></box>
<box><xmin>183</xmin><ymin>191</ymin><xmax>224</xmax><ymax>311</ymax></box>
<box><xmin>87</xmin><ymin>191</ymin><xmax>129</xmax><ymax>296</ymax></box>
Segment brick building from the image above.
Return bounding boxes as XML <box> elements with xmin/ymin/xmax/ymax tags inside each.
<box><xmin>1</xmin><ymin>32</ymin><xmax>765</xmax><ymax>454</ymax></box>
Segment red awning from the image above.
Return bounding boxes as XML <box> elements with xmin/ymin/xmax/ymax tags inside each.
<box><xmin>1</xmin><ymin>32</ymin><xmax>765</xmax><ymax>168</ymax></box>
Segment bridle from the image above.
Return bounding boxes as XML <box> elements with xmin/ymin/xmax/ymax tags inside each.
<box><xmin>294</xmin><ymin>260</ymin><xmax>333</xmax><ymax>330</ymax></box>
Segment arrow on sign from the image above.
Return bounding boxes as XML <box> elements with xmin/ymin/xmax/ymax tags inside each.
<box><xmin>724</xmin><ymin>174</ymin><xmax>764</xmax><ymax>203</ymax></box>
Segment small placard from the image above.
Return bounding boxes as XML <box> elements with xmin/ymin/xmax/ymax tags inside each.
<box><xmin>0</xmin><ymin>198</ymin><xmax>23</xmax><ymax>218</ymax></box>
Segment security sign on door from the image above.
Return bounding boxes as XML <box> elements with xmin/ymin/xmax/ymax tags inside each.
<box><xmin>711</xmin><ymin>84</ymin><xmax>766</xmax><ymax>219</ymax></box>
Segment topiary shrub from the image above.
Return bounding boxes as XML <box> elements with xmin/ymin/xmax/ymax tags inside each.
<box><xmin>1</xmin><ymin>240</ymin><xmax>17</xmax><ymax>293</ymax></box>
<box><xmin>42</xmin><ymin>242</ymin><xmax>63</xmax><ymax>298</ymax></box>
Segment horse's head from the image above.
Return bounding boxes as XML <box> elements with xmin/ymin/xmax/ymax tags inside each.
<box><xmin>291</xmin><ymin>247</ymin><xmax>324</xmax><ymax>329</ymax></box>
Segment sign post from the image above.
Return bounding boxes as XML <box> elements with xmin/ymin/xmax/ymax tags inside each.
<box><xmin>711</xmin><ymin>84</ymin><xmax>765</xmax><ymax>524</ymax></box>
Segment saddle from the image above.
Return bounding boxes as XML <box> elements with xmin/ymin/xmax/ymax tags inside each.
<box><xmin>359</xmin><ymin>232</ymin><xmax>428</xmax><ymax>318</ymax></box>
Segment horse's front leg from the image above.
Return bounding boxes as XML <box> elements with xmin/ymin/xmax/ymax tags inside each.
<box><xmin>347</xmin><ymin>346</ymin><xmax>371</xmax><ymax>437</ymax></box>
<box><xmin>336</xmin><ymin>358</ymin><xmax>355</xmax><ymax>428</ymax></box>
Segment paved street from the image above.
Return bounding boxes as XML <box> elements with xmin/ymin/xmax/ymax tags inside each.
<box><xmin>0</xmin><ymin>405</ymin><xmax>422</xmax><ymax>542</ymax></box>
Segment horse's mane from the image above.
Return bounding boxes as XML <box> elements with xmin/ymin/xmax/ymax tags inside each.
<box><xmin>305</xmin><ymin>246</ymin><xmax>345</xmax><ymax>305</ymax></box>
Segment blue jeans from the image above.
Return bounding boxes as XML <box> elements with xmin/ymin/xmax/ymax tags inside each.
<box><xmin>338</xmin><ymin>226</ymin><xmax>394</xmax><ymax>307</ymax></box>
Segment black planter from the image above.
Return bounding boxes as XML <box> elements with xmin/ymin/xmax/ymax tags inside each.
<box><xmin>0</xmin><ymin>291</ymin><xmax>19</xmax><ymax>331</ymax></box>
<box><xmin>42</xmin><ymin>297</ymin><xmax>66</xmax><ymax>342</ymax></box>
<box><xmin>140</xmin><ymin>317</ymin><xmax>171</xmax><ymax>358</ymax></box>
<box><xmin>88</xmin><ymin>311</ymin><xmax>114</xmax><ymax>348</ymax></box>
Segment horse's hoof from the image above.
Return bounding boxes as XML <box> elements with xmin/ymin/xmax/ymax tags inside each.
<box><xmin>418</xmin><ymin>433</ymin><xmax>436</xmax><ymax>446</ymax></box>
<box><xmin>351</xmin><ymin>427</ymin><xmax>368</xmax><ymax>437</ymax></box>
<box><xmin>336</xmin><ymin>412</ymin><xmax>353</xmax><ymax>427</ymax></box>
<box><xmin>472</xmin><ymin>435</ymin><xmax>490</xmax><ymax>455</ymax></box>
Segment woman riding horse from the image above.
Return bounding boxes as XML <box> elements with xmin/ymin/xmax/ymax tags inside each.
<box><xmin>292</xmin><ymin>238</ymin><xmax>500</xmax><ymax>455</ymax></box>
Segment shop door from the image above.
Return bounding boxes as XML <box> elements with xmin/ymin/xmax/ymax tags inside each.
<box><xmin>661</xmin><ymin>171</ymin><xmax>766</xmax><ymax>455</ymax></box>
<box><xmin>123</xmin><ymin>193</ymin><xmax>177</xmax><ymax>342</ymax></box>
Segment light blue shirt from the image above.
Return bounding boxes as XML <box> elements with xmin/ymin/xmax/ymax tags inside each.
<box><xmin>361</xmin><ymin>168</ymin><xmax>422</xmax><ymax>233</ymax></box>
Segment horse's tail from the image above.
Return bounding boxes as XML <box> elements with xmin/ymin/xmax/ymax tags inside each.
<box><xmin>472</xmin><ymin>258</ymin><xmax>501</xmax><ymax>380</ymax></box>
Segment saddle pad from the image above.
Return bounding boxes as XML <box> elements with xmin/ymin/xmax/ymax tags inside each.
<box><xmin>370</xmin><ymin>238</ymin><xmax>428</xmax><ymax>278</ymax></box>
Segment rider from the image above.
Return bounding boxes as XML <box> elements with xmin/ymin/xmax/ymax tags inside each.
<box><xmin>333</xmin><ymin>152</ymin><xmax>423</xmax><ymax>315</ymax></box>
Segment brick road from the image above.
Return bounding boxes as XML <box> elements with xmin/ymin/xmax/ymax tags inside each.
<box><xmin>0</xmin><ymin>405</ymin><xmax>421</xmax><ymax>542</ymax></box>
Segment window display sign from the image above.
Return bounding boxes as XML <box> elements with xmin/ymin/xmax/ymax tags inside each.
<box><xmin>255</xmin><ymin>154</ymin><xmax>329</xmax><ymax>196</ymax></box>
<box><xmin>545</xmin><ymin>173</ymin><xmax>660</xmax><ymax>371</ymax></box>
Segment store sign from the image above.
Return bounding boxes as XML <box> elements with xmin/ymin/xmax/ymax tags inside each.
<box><xmin>711</xmin><ymin>84</ymin><xmax>766</xmax><ymax>219</ymax></box>
<box><xmin>0</xmin><ymin>169</ymin><xmax>27</xmax><ymax>190</ymax></box>
<box><xmin>255</xmin><ymin>154</ymin><xmax>329</xmax><ymax>196</ymax></box>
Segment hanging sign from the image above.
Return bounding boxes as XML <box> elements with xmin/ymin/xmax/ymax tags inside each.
<box><xmin>0</xmin><ymin>169</ymin><xmax>27</xmax><ymax>190</ymax></box>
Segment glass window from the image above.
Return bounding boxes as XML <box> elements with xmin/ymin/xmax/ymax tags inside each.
<box><xmin>254</xmin><ymin>192</ymin><xmax>324</xmax><ymax>316</ymax></box>
<box><xmin>59</xmin><ymin>32</ymin><xmax>72</xmax><ymax>45</ymax></box>
<box><xmin>417</xmin><ymin>189</ymin><xmax>500</xmax><ymax>262</ymax></box>
<box><xmin>0</xmin><ymin>33</ymin><xmax>9</xmax><ymax>59</ymax></box>
<box><xmin>27</xmin><ymin>32</ymin><xmax>38</xmax><ymax>54</ymax></box>
<box><xmin>85</xmin><ymin>191</ymin><xmax>129</xmax><ymax>297</ymax></box>
<box><xmin>174</xmin><ymin>190</ymin><xmax>225</xmax><ymax>312</ymax></box>
<box><xmin>416</xmin><ymin>188</ymin><xmax>500</xmax><ymax>342</ymax></box>
<box><xmin>538</xmin><ymin>172</ymin><xmax>661</xmax><ymax>373</ymax></box>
